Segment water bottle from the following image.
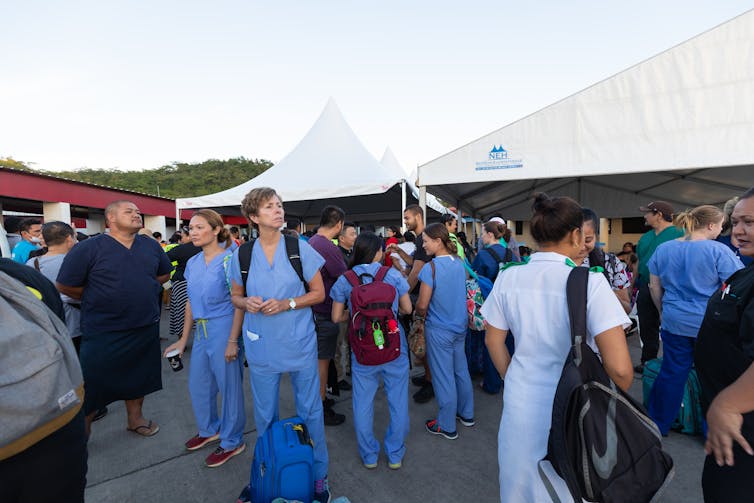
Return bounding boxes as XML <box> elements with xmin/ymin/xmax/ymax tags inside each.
<box><xmin>372</xmin><ymin>321</ymin><xmax>385</xmax><ymax>350</ymax></box>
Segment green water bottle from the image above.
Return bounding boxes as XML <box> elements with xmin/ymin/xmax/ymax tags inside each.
<box><xmin>372</xmin><ymin>321</ymin><xmax>385</xmax><ymax>350</ymax></box>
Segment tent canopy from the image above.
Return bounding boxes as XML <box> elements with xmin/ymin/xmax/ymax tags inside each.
<box><xmin>417</xmin><ymin>10</ymin><xmax>754</xmax><ymax>220</ymax></box>
<box><xmin>177</xmin><ymin>99</ymin><xmax>420</xmax><ymax>225</ymax></box>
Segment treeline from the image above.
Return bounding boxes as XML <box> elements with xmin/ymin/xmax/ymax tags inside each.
<box><xmin>1</xmin><ymin>157</ymin><xmax>273</xmax><ymax>199</ymax></box>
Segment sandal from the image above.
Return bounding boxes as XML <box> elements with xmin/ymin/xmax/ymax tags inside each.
<box><xmin>127</xmin><ymin>419</ymin><xmax>160</xmax><ymax>437</ymax></box>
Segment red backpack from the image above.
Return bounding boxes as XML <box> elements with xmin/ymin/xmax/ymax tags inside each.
<box><xmin>344</xmin><ymin>266</ymin><xmax>401</xmax><ymax>366</ymax></box>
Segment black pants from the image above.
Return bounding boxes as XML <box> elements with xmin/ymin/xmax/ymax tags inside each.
<box><xmin>703</xmin><ymin>447</ymin><xmax>754</xmax><ymax>502</ymax></box>
<box><xmin>637</xmin><ymin>282</ymin><xmax>661</xmax><ymax>363</ymax></box>
<box><xmin>0</xmin><ymin>409</ymin><xmax>88</xmax><ymax>503</ymax></box>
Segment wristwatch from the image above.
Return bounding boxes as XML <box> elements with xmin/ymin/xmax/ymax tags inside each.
<box><xmin>288</xmin><ymin>297</ymin><xmax>297</xmax><ymax>311</ymax></box>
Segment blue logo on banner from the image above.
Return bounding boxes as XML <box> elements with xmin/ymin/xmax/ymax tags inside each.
<box><xmin>489</xmin><ymin>145</ymin><xmax>508</xmax><ymax>160</ymax></box>
<box><xmin>475</xmin><ymin>145</ymin><xmax>523</xmax><ymax>171</ymax></box>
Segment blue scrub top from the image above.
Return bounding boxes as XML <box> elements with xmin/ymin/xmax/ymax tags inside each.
<box><xmin>228</xmin><ymin>234</ymin><xmax>324</xmax><ymax>372</ymax></box>
<box><xmin>330</xmin><ymin>263</ymin><xmax>410</xmax><ymax>352</ymax></box>
<box><xmin>184</xmin><ymin>248</ymin><xmax>235</xmax><ymax>320</ymax></box>
<box><xmin>57</xmin><ymin>234</ymin><xmax>173</xmax><ymax>333</ymax></box>
<box><xmin>418</xmin><ymin>256</ymin><xmax>467</xmax><ymax>333</ymax></box>
<box><xmin>471</xmin><ymin>243</ymin><xmax>512</xmax><ymax>282</ymax></box>
<box><xmin>648</xmin><ymin>239</ymin><xmax>743</xmax><ymax>336</ymax></box>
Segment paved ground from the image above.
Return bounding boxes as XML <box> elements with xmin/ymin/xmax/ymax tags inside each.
<box><xmin>84</xmin><ymin>310</ymin><xmax>706</xmax><ymax>502</ymax></box>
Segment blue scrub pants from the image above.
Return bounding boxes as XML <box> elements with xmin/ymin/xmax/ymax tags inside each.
<box><xmin>248</xmin><ymin>361</ymin><xmax>329</xmax><ymax>481</ymax></box>
<box><xmin>647</xmin><ymin>329</ymin><xmax>695</xmax><ymax>435</ymax></box>
<box><xmin>188</xmin><ymin>316</ymin><xmax>246</xmax><ymax>450</ymax></box>
<box><xmin>351</xmin><ymin>352</ymin><xmax>409</xmax><ymax>465</ymax></box>
<box><xmin>426</xmin><ymin>324</ymin><xmax>474</xmax><ymax>432</ymax></box>
<box><xmin>481</xmin><ymin>332</ymin><xmax>515</xmax><ymax>393</ymax></box>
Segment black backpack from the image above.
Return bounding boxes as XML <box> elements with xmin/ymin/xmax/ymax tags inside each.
<box><xmin>238</xmin><ymin>235</ymin><xmax>307</xmax><ymax>293</ymax></box>
<box><xmin>541</xmin><ymin>267</ymin><xmax>674</xmax><ymax>502</ymax></box>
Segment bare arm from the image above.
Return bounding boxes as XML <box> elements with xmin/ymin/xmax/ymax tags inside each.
<box><xmin>398</xmin><ymin>293</ymin><xmax>412</xmax><ymax>315</ymax></box>
<box><xmin>224</xmin><ymin>308</ymin><xmax>245</xmax><ymax>362</ymax></box>
<box><xmin>407</xmin><ymin>259</ymin><xmax>426</xmax><ymax>292</ymax></box>
<box><xmin>56</xmin><ymin>282</ymin><xmax>84</xmax><ymax>300</ymax></box>
<box><xmin>485</xmin><ymin>324</ymin><xmax>511</xmax><ymax>378</ymax></box>
<box><xmin>415</xmin><ymin>280</ymin><xmax>432</xmax><ymax>315</ymax></box>
<box><xmin>331</xmin><ymin>301</ymin><xmax>348</xmax><ymax>323</ymax></box>
<box><xmin>157</xmin><ymin>273</ymin><xmax>170</xmax><ymax>285</ymax></box>
<box><xmin>594</xmin><ymin>326</ymin><xmax>634</xmax><ymax>392</ymax></box>
<box><xmin>648</xmin><ymin>273</ymin><xmax>664</xmax><ymax>314</ymax></box>
<box><xmin>614</xmin><ymin>288</ymin><xmax>632</xmax><ymax>314</ymax></box>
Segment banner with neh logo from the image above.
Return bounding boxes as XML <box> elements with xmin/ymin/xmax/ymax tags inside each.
<box><xmin>475</xmin><ymin>145</ymin><xmax>523</xmax><ymax>171</ymax></box>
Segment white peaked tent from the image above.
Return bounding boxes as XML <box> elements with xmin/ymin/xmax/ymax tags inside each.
<box><xmin>380</xmin><ymin>147</ymin><xmax>449</xmax><ymax>217</ymax></box>
<box><xmin>417</xmin><ymin>10</ymin><xmax>754</xmax><ymax>220</ymax></box>
<box><xmin>177</xmin><ymin>99</ymin><xmax>431</xmax><ymax>225</ymax></box>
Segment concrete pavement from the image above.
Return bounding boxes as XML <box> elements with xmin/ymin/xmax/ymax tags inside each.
<box><xmin>84</xmin><ymin>311</ymin><xmax>706</xmax><ymax>502</ymax></box>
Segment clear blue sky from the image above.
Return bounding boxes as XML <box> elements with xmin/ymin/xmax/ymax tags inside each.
<box><xmin>1</xmin><ymin>1</ymin><xmax>751</xmax><ymax>178</ymax></box>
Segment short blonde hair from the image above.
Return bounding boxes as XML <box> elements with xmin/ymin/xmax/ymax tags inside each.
<box><xmin>240</xmin><ymin>187</ymin><xmax>281</xmax><ymax>226</ymax></box>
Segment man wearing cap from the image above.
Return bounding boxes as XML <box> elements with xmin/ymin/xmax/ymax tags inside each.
<box><xmin>634</xmin><ymin>201</ymin><xmax>684</xmax><ymax>373</ymax></box>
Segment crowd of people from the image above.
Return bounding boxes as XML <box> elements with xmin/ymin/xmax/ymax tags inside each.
<box><xmin>2</xmin><ymin>184</ymin><xmax>754</xmax><ymax>503</ymax></box>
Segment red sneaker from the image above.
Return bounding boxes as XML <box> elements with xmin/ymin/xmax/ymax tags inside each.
<box><xmin>185</xmin><ymin>433</ymin><xmax>220</xmax><ymax>451</ymax></box>
<box><xmin>205</xmin><ymin>443</ymin><xmax>246</xmax><ymax>467</ymax></box>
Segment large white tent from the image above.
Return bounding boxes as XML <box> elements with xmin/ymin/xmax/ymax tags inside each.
<box><xmin>177</xmin><ymin>99</ymin><xmax>433</xmax><ymax>225</ymax></box>
<box><xmin>380</xmin><ymin>147</ymin><xmax>448</xmax><ymax>217</ymax></box>
<box><xmin>417</xmin><ymin>10</ymin><xmax>754</xmax><ymax>220</ymax></box>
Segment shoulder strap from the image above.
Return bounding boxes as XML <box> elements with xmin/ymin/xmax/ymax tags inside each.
<box><xmin>284</xmin><ymin>235</ymin><xmax>309</xmax><ymax>292</ymax></box>
<box><xmin>238</xmin><ymin>239</ymin><xmax>256</xmax><ymax>295</ymax></box>
<box><xmin>375</xmin><ymin>266</ymin><xmax>390</xmax><ymax>282</ymax></box>
<box><xmin>485</xmin><ymin>246</ymin><xmax>504</xmax><ymax>264</ymax></box>
<box><xmin>566</xmin><ymin>267</ymin><xmax>589</xmax><ymax>352</ymax></box>
<box><xmin>429</xmin><ymin>260</ymin><xmax>436</xmax><ymax>289</ymax></box>
<box><xmin>504</xmin><ymin>246</ymin><xmax>512</xmax><ymax>263</ymax></box>
<box><xmin>344</xmin><ymin>269</ymin><xmax>360</xmax><ymax>287</ymax></box>
<box><xmin>33</xmin><ymin>258</ymin><xmax>40</xmax><ymax>271</ymax></box>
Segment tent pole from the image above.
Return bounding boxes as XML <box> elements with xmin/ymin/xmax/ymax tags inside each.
<box><xmin>401</xmin><ymin>180</ymin><xmax>407</xmax><ymax>233</ymax></box>
<box><xmin>419</xmin><ymin>186</ymin><xmax>427</xmax><ymax>221</ymax></box>
<box><xmin>175</xmin><ymin>203</ymin><xmax>180</xmax><ymax>229</ymax></box>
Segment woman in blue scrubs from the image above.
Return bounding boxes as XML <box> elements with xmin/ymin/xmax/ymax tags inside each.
<box><xmin>228</xmin><ymin>187</ymin><xmax>332</xmax><ymax>503</ymax></box>
<box><xmin>417</xmin><ymin>223</ymin><xmax>474</xmax><ymax>440</ymax></box>
<box><xmin>164</xmin><ymin>209</ymin><xmax>246</xmax><ymax>468</ymax></box>
<box><xmin>331</xmin><ymin>233</ymin><xmax>412</xmax><ymax>470</ymax></box>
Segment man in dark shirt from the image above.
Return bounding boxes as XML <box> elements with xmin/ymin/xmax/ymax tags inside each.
<box><xmin>333</xmin><ymin>221</ymin><xmax>357</xmax><ymax>390</ymax></box>
<box><xmin>307</xmin><ymin>206</ymin><xmax>348</xmax><ymax>425</ymax></box>
<box><xmin>387</xmin><ymin>204</ymin><xmax>435</xmax><ymax>403</ymax></box>
<box><xmin>57</xmin><ymin>200</ymin><xmax>172</xmax><ymax>436</ymax></box>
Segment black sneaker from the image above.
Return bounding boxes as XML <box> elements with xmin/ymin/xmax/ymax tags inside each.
<box><xmin>456</xmin><ymin>414</ymin><xmax>476</xmax><ymax>427</ymax></box>
<box><xmin>411</xmin><ymin>374</ymin><xmax>428</xmax><ymax>387</ymax></box>
<box><xmin>413</xmin><ymin>383</ymin><xmax>434</xmax><ymax>403</ymax></box>
<box><xmin>337</xmin><ymin>379</ymin><xmax>352</xmax><ymax>391</ymax></box>
<box><xmin>323</xmin><ymin>404</ymin><xmax>345</xmax><ymax>426</ymax></box>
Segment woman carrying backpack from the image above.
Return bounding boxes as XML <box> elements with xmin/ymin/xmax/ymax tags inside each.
<box><xmin>417</xmin><ymin>223</ymin><xmax>474</xmax><ymax>440</ymax></box>
<box><xmin>471</xmin><ymin>220</ymin><xmax>516</xmax><ymax>394</ymax></box>
<box><xmin>163</xmin><ymin>209</ymin><xmax>246</xmax><ymax>468</ymax></box>
<box><xmin>481</xmin><ymin>193</ymin><xmax>632</xmax><ymax>502</ymax></box>
<box><xmin>331</xmin><ymin>233</ymin><xmax>412</xmax><ymax>470</ymax></box>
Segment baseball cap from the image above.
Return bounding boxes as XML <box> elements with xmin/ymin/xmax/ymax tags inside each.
<box><xmin>639</xmin><ymin>201</ymin><xmax>674</xmax><ymax>221</ymax></box>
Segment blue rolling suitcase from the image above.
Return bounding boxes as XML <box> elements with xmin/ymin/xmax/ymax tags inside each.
<box><xmin>248</xmin><ymin>416</ymin><xmax>314</xmax><ymax>503</ymax></box>
<box><xmin>642</xmin><ymin>358</ymin><xmax>704</xmax><ymax>435</ymax></box>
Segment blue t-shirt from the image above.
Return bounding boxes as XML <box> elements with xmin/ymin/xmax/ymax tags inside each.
<box><xmin>184</xmin><ymin>248</ymin><xmax>235</xmax><ymax>320</ymax></box>
<box><xmin>12</xmin><ymin>240</ymin><xmax>39</xmax><ymax>264</ymax></box>
<box><xmin>228</xmin><ymin>235</ymin><xmax>324</xmax><ymax>372</ymax></box>
<box><xmin>418</xmin><ymin>256</ymin><xmax>467</xmax><ymax>333</ymax></box>
<box><xmin>648</xmin><ymin>239</ymin><xmax>743</xmax><ymax>336</ymax></box>
<box><xmin>56</xmin><ymin>234</ymin><xmax>173</xmax><ymax>333</ymax></box>
<box><xmin>330</xmin><ymin>262</ymin><xmax>410</xmax><ymax>353</ymax></box>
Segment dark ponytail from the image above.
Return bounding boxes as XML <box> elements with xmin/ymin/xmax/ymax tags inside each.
<box><xmin>530</xmin><ymin>192</ymin><xmax>583</xmax><ymax>246</ymax></box>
